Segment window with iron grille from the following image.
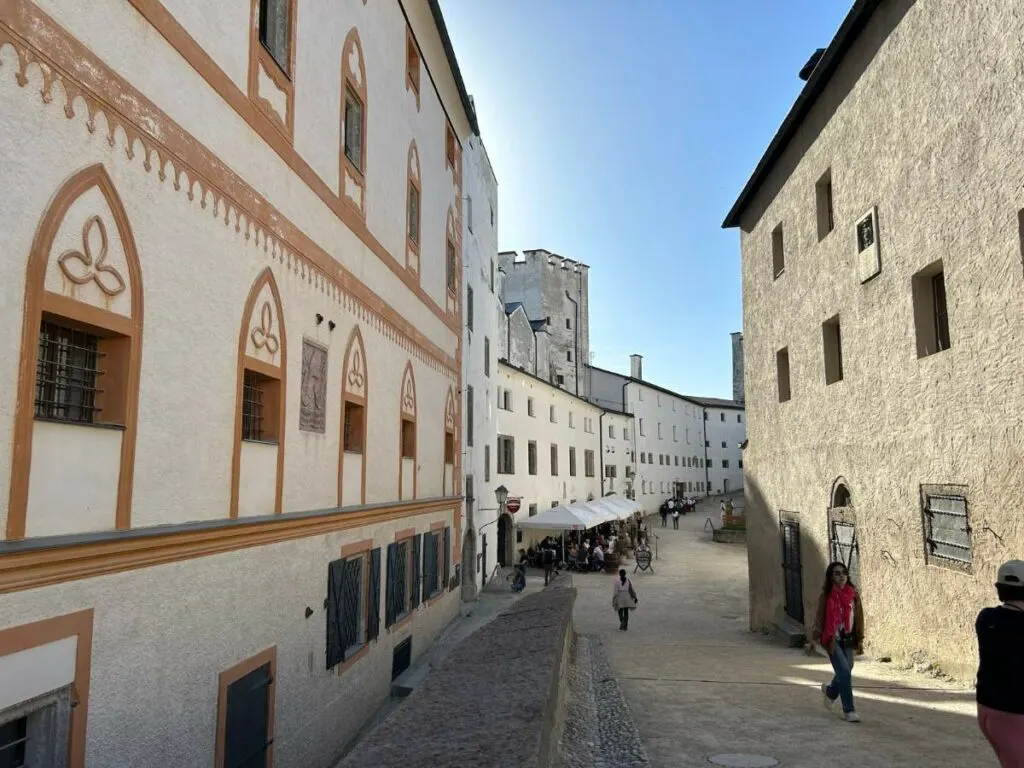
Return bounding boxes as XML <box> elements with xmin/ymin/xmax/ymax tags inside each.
<box><xmin>326</xmin><ymin>549</ymin><xmax>380</xmax><ymax>668</ymax></box>
<box><xmin>35</xmin><ymin>320</ymin><xmax>102</xmax><ymax>424</ymax></box>
<box><xmin>386</xmin><ymin>539</ymin><xmax>415</xmax><ymax>627</ymax></box>
<box><xmin>423</xmin><ymin>531</ymin><xmax>441</xmax><ymax>598</ymax></box>
<box><xmin>224</xmin><ymin>662</ymin><xmax>273</xmax><ymax>768</ymax></box>
<box><xmin>921</xmin><ymin>485</ymin><xmax>972</xmax><ymax>570</ymax></box>
<box><xmin>0</xmin><ymin>716</ymin><xmax>27</xmax><ymax>767</ymax></box>
<box><xmin>242</xmin><ymin>371</ymin><xmax>271</xmax><ymax>441</ymax></box>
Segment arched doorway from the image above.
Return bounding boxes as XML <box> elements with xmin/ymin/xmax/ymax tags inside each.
<box><xmin>827</xmin><ymin>477</ymin><xmax>860</xmax><ymax>587</ymax></box>
<box><xmin>496</xmin><ymin>513</ymin><xmax>514</xmax><ymax>567</ymax></box>
<box><xmin>461</xmin><ymin>530</ymin><xmax>477</xmax><ymax>602</ymax></box>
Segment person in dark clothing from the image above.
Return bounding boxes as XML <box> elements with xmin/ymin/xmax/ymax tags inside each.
<box><xmin>659</xmin><ymin>501</ymin><xmax>669</xmax><ymax>528</ymax></box>
<box><xmin>976</xmin><ymin>559</ymin><xmax>1024</xmax><ymax>767</ymax></box>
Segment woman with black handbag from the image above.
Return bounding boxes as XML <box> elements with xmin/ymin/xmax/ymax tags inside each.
<box><xmin>612</xmin><ymin>569</ymin><xmax>638</xmax><ymax>630</ymax></box>
<box><xmin>807</xmin><ymin>561</ymin><xmax>865</xmax><ymax>723</ymax></box>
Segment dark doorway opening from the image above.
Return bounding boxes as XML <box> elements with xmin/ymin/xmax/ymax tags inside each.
<box><xmin>780</xmin><ymin>519</ymin><xmax>803</xmax><ymax>623</ymax></box>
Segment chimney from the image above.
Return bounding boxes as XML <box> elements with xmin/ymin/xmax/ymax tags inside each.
<box><xmin>630</xmin><ymin>354</ymin><xmax>643</xmax><ymax>380</ymax></box>
<box><xmin>799</xmin><ymin>48</ymin><xmax>826</xmax><ymax>81</ymax></box>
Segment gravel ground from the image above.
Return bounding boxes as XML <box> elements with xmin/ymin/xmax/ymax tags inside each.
<box><xmin>558</xmin><ymin>633</ymin><xmax>651</xmax><ymax>768</ymax></box>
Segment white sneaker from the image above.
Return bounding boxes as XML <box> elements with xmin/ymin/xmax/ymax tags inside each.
<box><xmin>821</xmin><ymin>683</ymin><xmax>837</xmax><ymax>710</ymax></box>
<box><xmin>844</xmin><ymin>712</ymin><xmax>861</xmax><ymax>723</ymax></box>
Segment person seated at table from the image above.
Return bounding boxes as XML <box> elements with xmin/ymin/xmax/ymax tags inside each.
<box><xmin>567</xmin><ymin>541</ymin><xmax>580</xmax><ymax>570</ymax></box>
<box><xmin>591</xmin><ymin>543</ymin><xmax>605</xmax><ymax>571</ymax></box>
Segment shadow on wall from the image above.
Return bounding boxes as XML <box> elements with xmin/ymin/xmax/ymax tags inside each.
<box><xmin>744</xmin><ymin>475</ymin><xmax>829</xmax><ymax>636</ymax></box>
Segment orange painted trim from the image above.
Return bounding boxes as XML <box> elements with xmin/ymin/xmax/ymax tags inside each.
<box><xmin>338</xmin><ymin>326</ymin><xmax>368</xmax><ymax>506</ymax></box>
<box><xmin>0</xmin><ymin>498</ymin><xmax>457</xmax><ymax>596</ymax></box>
<box><xmin>243</xmin><ymin>354</ymin><xmax>281</xmax><ymax>381</ymax></box>
<box><xmin>41</xmin><ymin>291</ymin><xmax>134</xmax><ymax>337</ymax></box>
<box><xmin>7</xmin><ymin>165</ymin><xmax>143</xmax><ymax>540</ymax></box>
<box><xmin>340</xmin><ymin>538</ymin><xmax>373</xmax><ymax>558</ymax></box>
<box><xmin>430</xmin><ymin>520</ymin><xmax>446</xmax><ymax>532</ymax></box>
<box><xmin>231</xmin><ymin>269</ymin><xmax>287</xmax><ymax>518</ymax></box>
<box><xmin>215</xmin><ymin>645</ymin><xmax>276</xmax><ymax>768</ymax></box>
<box><xmin>334</xmin><ymin>642</ymin><xmax>369</xmax><ymax>675</ymax></box>
<box><xmin>390</xmin><ymin>611</ymin><xmax>414</xmax><ymax>633</ymax></box>
<box><xmin>394</xmin><ymin>527</ymin><xmax>416</xmax><ymax>542</ymax></box>
<box><xmin>398</xmin><ymin>361</ymin><xmax>418</xmax><ymax>501</ymax></box>
<box><xmin>246</xmin><ymin>0</ymin><xmax>297</xmax><ymax>142</ymax></box>
<box><xmin>405</xmin><ymin>26</ymin><xmax>421</xmax><ymax>111</ymax></box>
<box><xmin>2</xmin><ymin>1</ymin><xmax>459</xmax><ymax>369</ymax></box>
<box><xmin>0</xmin><ymin>609</ymin><xmax>93</xmax><ymax>768</ymax></box>
<box><xmin>340</xmin><ymin>27</ymin><xmax>368</xmax><ymax>219</ymax></box>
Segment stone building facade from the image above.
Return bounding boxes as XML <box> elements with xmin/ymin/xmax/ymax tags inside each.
<box><xmin>724</xmin><ymin>0</ymin><xmax>1024</xmax><ymax>680</ymax></box>
<box><xmin>731</xmin><ymin>331</ymin><xmax>745</xmax><ymax>404</ymax></box>
<box><xmin>0</xmin><ymin>0</ymin><xmax>477</xmax><ymax>764</ymax></box>
<box><xmin>460</xmin><ymin>134</ymin><xmax>500</xmax><ymax>601</ymax></box>
<box><xmin>498</xmin><ymin>249</ymin><xmax>590</xmax><ymax>398</ymax></box>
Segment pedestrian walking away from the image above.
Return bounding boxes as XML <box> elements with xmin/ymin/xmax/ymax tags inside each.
<box><xmin>808</xmin><ymin>561</ymin><xmax>865</xmax><ymax>723</ymax></box>
<box><xmin>660</xmin><ymin>500</ymin><xmax>669</xmax><ymax>528</ymax></box>
<box><xmin>975</xmin><ymin>559</ymin><xmax>1024</xmax><ymax>767</ymax></box>
<box><xmin>671</xmin><ymin>506</ymin><xmax>680</xmax><ymax>529</ymax></box>
<box><xmin>612</xmin><ymin>569</ymin><xmax>638</xmax><ymax>630</ymax></box>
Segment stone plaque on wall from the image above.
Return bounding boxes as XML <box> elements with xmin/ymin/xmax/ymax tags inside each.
<box><xmin>300</xmin><ymin>339</ymin><xmax>328</xmax><ymax>433</ymax></box>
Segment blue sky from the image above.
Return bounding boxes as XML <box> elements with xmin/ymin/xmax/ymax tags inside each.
<box><xmin>440</xmin><ymin>0</ymin><xmax>851</xmax><ymax>398</ymax></box>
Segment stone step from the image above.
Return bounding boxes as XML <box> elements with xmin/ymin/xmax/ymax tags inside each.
<box><xmin>770</xmin><ymin>616</ymin><xmax>806</xmax><ymax>648</ymax></box>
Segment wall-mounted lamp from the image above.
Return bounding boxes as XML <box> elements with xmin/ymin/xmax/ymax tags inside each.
<box><xmin>315</xmin><ymin>313</ymin><xmax>324</xmax><ymax>325</ymax></box>
<box><xmin>328</xmin><ymin>320</ymin><xmax>336</xmax><ymax>332</ymax></box>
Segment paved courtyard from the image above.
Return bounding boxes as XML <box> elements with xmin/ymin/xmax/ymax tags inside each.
<box><xmin>566</xmin><ymin>498</ymin><xmax>997</xmax><ymax>768</ymax></box>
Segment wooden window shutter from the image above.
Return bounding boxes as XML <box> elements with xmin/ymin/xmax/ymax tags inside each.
<box><xmin>367</xmin><ymin>547</ymin><xmax>381</xmax><ymax>641</ymax></box>
<box><xmin>385</xmin><ymin>543</ymin><xmax>398</xmax><ymax>627</ymax></box>
<box><xmin>443</xmin><ymin>527</ymin><xmax>451</xmax><ymax>588</ymax></box>
<box><xmin>326</xmin><ymin>558</ymin><xmax>345</xmax><ymax>668</ymax></box>
<box><xmin>411</xmin><ymin>534</ymin><xmax>422</xmax><ymax>609</ymax></box>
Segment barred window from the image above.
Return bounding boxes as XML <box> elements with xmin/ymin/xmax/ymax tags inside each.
<box><xmin>242</xmin><ymin>372</ymin><xmax>266</xmax><ymax>441</ymax></box>
<box><xmin>921</xmin><ymin>485</ymin><xmax>972</xmax><ymax>569</ymax></box>
<box><xmin>0</xmin><ymin>716</ymin><xmax>27</xmax><ymax>766</ymax></box>
<box><xmin>35</xmin><ymin>321</ymin><xmax>101</xmax><ymax>423</ymax></box>
<box><xmin>386</xmin><ymin>538</ymin><xmax>416</xmax><ymax>627</ymax></box>
<box><xmin>327</xmin><ymin>549</ymin><xmax>380</xmax><ymax>668</ymax></box>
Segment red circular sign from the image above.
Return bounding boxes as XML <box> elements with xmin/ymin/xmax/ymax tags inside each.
<box><xmin>506</xmin><ymin>497</ymin><xmax>521</xmax><ymax>513</ymax></box>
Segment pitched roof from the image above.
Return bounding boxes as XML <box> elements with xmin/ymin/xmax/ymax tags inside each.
<box><xmin>587</xmin><ymin>365</ymin><xmax>742</xmax><ymax>411</ymax></box>
<box><xmin>426</xmin><ymin>0</ymin><xmax>481</xmax><ymax>136</ymax></box>
<box><xmin>722</xmin><ymin>0</ymin><xmax>882</xmax><ymax>228</ymax></box>
<box><xmin>687</xmin><ymin>396</ymin><xmax>744</xmax><ymax>411</ymax></box>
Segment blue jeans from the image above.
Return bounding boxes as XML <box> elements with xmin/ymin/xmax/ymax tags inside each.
<box><xmin>826</xmin><ymin>641</ymin><xmax>856</xmax><ymax>713</ymax></box>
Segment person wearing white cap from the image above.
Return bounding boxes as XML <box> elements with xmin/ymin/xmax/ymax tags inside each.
<box><xmin>975</xmin><ymin>559</ymin><xmax>1024</xmax><ymax>767</ymax></box>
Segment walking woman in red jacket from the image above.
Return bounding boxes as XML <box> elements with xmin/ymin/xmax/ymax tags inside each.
<box><xmin>808</xmin><ymin>561</ymin><xmax>865</xmax><ymax>723</ymax></box>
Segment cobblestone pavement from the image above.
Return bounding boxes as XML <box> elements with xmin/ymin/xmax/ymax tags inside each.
<box><xmin>558</xmin><ymin>633</ymin><xmax>651</xmax><ymax>768</ymax></box>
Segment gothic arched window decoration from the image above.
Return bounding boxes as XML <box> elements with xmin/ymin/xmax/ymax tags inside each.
<box><xmin>399</xmin><ymin>362</ymin><xmax>418</xmax><ymax>499</ymax></box>
<box><xmin>338</xmin><ymin>326</ymin><xmax>369</xmax><ymax>505</ymax></box>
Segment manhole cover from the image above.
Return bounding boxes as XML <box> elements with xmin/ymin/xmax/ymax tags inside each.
<box><xmin>708</xmin><ymin>755</ymin><xmax>779</xmax><ymax>768</ymax></box>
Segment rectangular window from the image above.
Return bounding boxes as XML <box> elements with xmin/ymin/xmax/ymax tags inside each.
<box><xmin>658</xmin><ymin>422</ymin><xmax>662</xmax><ymax>438</ymax></box>
<box><xmin>327</xmin><ymin>548</ymin><xmax>379</xmax><ymax>666</ymax></box>
<box><xmin>446</xmin><ymin>239</ymin><xmax>457</xmax><ymax>294</ymax></box>
<box><xmin>822</xmin><ymin>315</ymin><xmax>843</xmax><ymax>384</ymax></box>
<box><xmin>569</xmin><ymin>411</ymin><xmax>575</xmax><ymax>429</ymax></box>
<box><xmin>739</xmin><ymin>459</ymin><xmax>743</xmax><ymax>469</ymax></box>
<box><xmin>258</xmin><ymin>0</ymin><xmax>291</xmax><ymax>74</ymax></box>
<box><xmin>385</xmin><ymin>539</ymin><xmax>414</xmax><ymax>626</ymax></box>
<box><xmin>423</xmin><ymin>530</ymin><xmax>443</xmax><ymax>598</ymax></box>
<box><xmin>406</xmin><ymin>33</ymin><xmax>420</xmax><ymax>94</ymax></box>
<box><xmin>569</xmin><ymin>447</ymin><xmax>577</xmax><ymax>476</ymax></box>
<box><xmin>484</xmin><ymin>444</ymin><xmax>491</xmax><ymax>481</ymax></box>
<box><xmin>647</xmin><ymin>452</ymin><xmax>653</xmax><ymax>464</ymax></box>
<box><xmin>738</xmin><ymin>414</ymin><xmax>743</xmax><ymax>423</ymax></box>
<box><xmin>639</xmin><ymin>418</ymin><xmax>645</xmax><ymax>436</ymax></box>
<box><xmin>723</xmin><ymin>460</ymin><xmax>730</xmax><ymax>469</ymax></box>
<box><xmin>446</xmin><ymin>124</ymin><xmax>456</xmax><ymax>167</ymax></box>
<box><xmin>489</xmin><ymin>259</ymin><xmax>495</xmax><ymax>293</ymax></box>
<box><xmin>672</xmin><ymin>425</ymin><xmax>677</xmax><ymax>441</ymax></box>
<box><xmin>722</xmin><ymin>441</ymin><xmax>727</xmax><ymax>449</ymax></box>
<box><xmin>529</xmin><ymin>504</ymin><xmax>537</xmax><ymax>517</ymax></box>
<box><xmin>549</xmin><ymin>405</ymin><xmax>557</xmax><ymax>423</ymax></box>
<box><xmin>913</xmin><ymin>263</ymin><xmax>951</xmax><ymax>357</ymax></box>
<box><xmin>556</xmin><ymin>374</ymin><xmax>565</xmax><ymax>386</ymax></box>
<box><xmin>921</xmin><ymin>485</ymin><xmax>972</xmax><ymax>569</ymax></box>
<box><xmin>466</xmin><ymin>286</ymin><xmax>474</xmax><ymax>331</ymax></box>
<box><xmin>241</xmin><ymin>370</ymin><xmax>281</xmax><ymax>442</ymax></box>
<box><xmin>675</xmin><ymin>456</ymin><xmax>679</xmax><ymax>466</ymax></box>
<box><xmin>344</xmin><ymin>401</ymin><xmax>365</xmax><ymax>452</ymax></box>
<box><xmin>584</xmin><ymin>450</ymin><xmax>595</xmax><ymax>477</ymax></box>
<box><xmin>466</xmin><ymin>386</ymin><xmax>474</xmax><ymax>447</ymax></box>
<box><xmin>527</xmin><ymin>397</ymin><xmax>535</xmax><ymax>417</ymax></box>
<box><xmin>816</xmin><ymin>169</ymin><xmax>834</xmax><ymax>240</ymax></box>
<box><xmin>707</xmin><ymin>459</ymin><xmax>714</xmax><ymax>468</ymax></box>
<box><xmin>344</xmin><ymin>88</ymin><xmax>364</xmax><ymax>171</ymax></box>
<box><xmin>0</xmin><ymin>717</ymin><xmax>27</xmax><ymax>768</ymax></box>
<box><xmin>408</xmin><ymin>183</ymin><xmax>420</xmax><ymax>244</ymax></box>
<box><xmin>484</xmin><ymin>338</ymin><xmax>490</xmax><ymax>377</ymax></box>
<box><xmin>401</xmin><ymin>419</ymin><xmax>415</xmax><ymax>459</ymax></box>
<box><xmin>640</xmin><ymin>453</ymin><xmax>646</xmax><ymax>464</ymax></box>
<box><xmin>444</xmin><ymin>431</ymin><xmax>455</xmax><ymax>464</ymax></box>
<box><xmin>772</xmin><ymin>223</ymin><xmax>785</xmax><ymax>279</ymax></box>
<box><xmin>658</xmin><ymin>455</ymin><xmax>663</xmax><ymax>466</ymax></box>
<box><xmin>777</xmin><ymin>347</ymin><xmax>792</xmax><ymax>402</ymax></box>
<box><xmin>497</xmin><ymin>436</ymin><xmax>514</xmax><ymax>474</ymax></box>
<box><xmin>623</xmin><ymin>428</ymin><xmax>629</xmax><ymax>440</ymax></box>
<box><xmin>222</xmin><ymin>653</ymin><xmax>275</xmax><ymax>767</ymax></box>
<box><xmin>550</xmin><ymin>444</ymin><xmax>559</xmax><ymax>476</ymax></box>
<box><xmin>528</xmin><ymin>441</ymin><xmax>537</xmax><ymax>475</ymax></box>
<box><xmin>35</xmin><ymin>321</ymin><xmax>101</xmax><ymax>424</ymax></box>
<box><xmin>566</xmin><ymin>350</ymin><xmax>573</xmax><ymax>362</ymax></box>
<box><xmin>467</xmin><ymin>195</ymin><xmax>474</xmax><ymax>234</ymax></box>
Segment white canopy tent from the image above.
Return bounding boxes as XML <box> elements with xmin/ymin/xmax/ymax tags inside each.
<box><xmin>517</xmin><ymin>494</ymin><xmax>640</xmax><ymax>532</ymax></box>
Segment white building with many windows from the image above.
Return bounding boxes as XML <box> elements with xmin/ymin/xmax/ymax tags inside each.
<box><xmin>694</xmin><ymin>398</ymin><xmax>746</xmax><ymax>496</ymax></box>
<box><xmin>459</xmin><ymin>134</ymin><xmax>499</xmax><ymax>600</ymax></box>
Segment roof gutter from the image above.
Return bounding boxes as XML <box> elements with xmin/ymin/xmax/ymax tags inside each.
<box><xmin>721</xmin><ymin>0</ymin><xmax>881</xmax><ymax>229</ymax></box>
<box><xmin>427</xmin><ymin>0</ymin><xmax>482</xmax><ymax>136</ymax></box>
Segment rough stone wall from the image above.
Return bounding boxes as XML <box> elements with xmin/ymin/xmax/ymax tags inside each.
<box><xmin>339</xmin><ymin>581</ymin><xmax>576</xmax><ymax>768</ymax></box>
<box><xmin>731</xmin><ymin>332</ymin><xmax>745</xmax><ymax>404</ymax></box>
<box><xmin>739</xmin><ymin>0</ymin><xmax>1024</xmax><ymax>681</ymax></box>
<box><xmin>506</xmin><ymin>309</ymin><xmax>537</xmax><ymax>374</ymax></box>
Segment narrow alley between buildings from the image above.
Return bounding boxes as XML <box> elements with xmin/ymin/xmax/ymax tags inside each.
<box><xmin>561</xmin><ymin>497</ymin><xmax>996</xmax><ymax>768</ymax></box>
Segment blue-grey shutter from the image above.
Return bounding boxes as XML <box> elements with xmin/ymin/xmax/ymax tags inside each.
<box><xmin>412</xmin><ymin>534</ymin><xmax>422</xmax><ymax>609</ymax></box>
<box><xmin>224</xmin><ymin>662</ymin><xmax>273</xmax><ymax>767</ymax></box>
<box><xmin>423</xmin><ymin>531</ymin><xmax>434</xmax><ymax>597</ymax></box>
<box><xmin>340</xmin><ymin>557</ymin><xmax>362</xmax><ymax>655</ymax></box>
<box><xmin>443</xmin><ymin>527</ymin><xmax>451</xmax><ymax>589</ymax></box>
<box><xmin>327</xmin><ymin>558</ymin><xmax>345</xmax><ymax>668</ymax></box>
<box><xmin>367</xmin><ymin>547</ymin><xmax>381</xmax><ymax>641</ymax></box>
<box><xmin>385</xmin><ymin>543</ymin><xmax>398</xmax><ymax>627</ymax></box>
